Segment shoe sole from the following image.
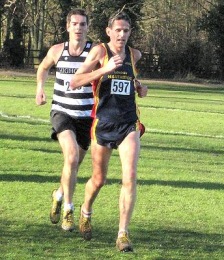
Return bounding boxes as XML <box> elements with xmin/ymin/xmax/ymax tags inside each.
<box><xmin>50</xmin><ymin>215</ymin><xmax>60</xmax><ymax>224</ymax></box>
<box><xmin>116</xmin><ymin>240</ymin><xmax>133</xmax><ymax>252</ymax></box>
<box><xmin>116</xmin><ymin>245</ymin><xmax>133</xmax><ymax>252</ymax></box>
<box><xmin>119</xmin><ymin>247</ymin><xmax>133</xmax><ymax>252</ymax></box>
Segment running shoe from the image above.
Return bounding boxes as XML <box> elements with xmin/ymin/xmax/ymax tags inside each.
<box><xmin>50</xmin><ymin>189</ymin><xmax>62</xmax><ymax>224</ymax></box>
<box><xmin>79</xmin><ymin>208</ymin><xmax>92</xmax><ymax>240</ymax></box>
<box><xmin>116</xmin><ymin>232</ymin><xmax>133</xmax><ymax>252</ymax></box>
<box><xmin>62</xmin><ymin>209</ymin><xmax>75</xmax><ymax>231</ymax></box>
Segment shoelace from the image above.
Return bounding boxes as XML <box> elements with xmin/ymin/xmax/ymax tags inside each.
<box><xmin>81</xmin><ymin>217</ymin><xmax>91</xmax><ymax>231</ymax></box>
<box><xmin>64</xmin><ymin>211</ymin><xmax>73</xmax><ymax>223</ymax></box>
<box><xmin>119</xmin><ymin>234</ymin><xmax>129</xmax><ymax>244</ymax></box>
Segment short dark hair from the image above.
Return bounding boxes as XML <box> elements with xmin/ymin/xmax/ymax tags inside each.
<box><xmin>66</xmin><ymin>9</ymin><xmax>89</xmax><ymax>25</ymax></box>
<box><xmin>108</xmin><ymin>11</ymin><xmax>131</xmax><ymax>28</ymax></box>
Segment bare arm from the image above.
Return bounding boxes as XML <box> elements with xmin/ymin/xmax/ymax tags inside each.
<box><xmin>36</xmin><ymin>44</ymin><xmax>62</xmax><ymax>105</ymax></box>
<box><xmin>70</xmin><ymin>45</ymin><xmax>124</xmax><ymax>89</ymax></box>
<box><xmin>132</xmin><ymin>48</ymin><xmax>148</xmax><ymax>98</ymax></box>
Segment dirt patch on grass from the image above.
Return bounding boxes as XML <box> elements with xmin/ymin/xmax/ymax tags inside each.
<box><xmin>0</xmin><ymin>69</ymin><xmax>56</xmax><ymax>79</ymax></box>
<box><xmin>0</xmin><ymin>69</ymin><xmax>36</xmax><ymax>77</ymax></box>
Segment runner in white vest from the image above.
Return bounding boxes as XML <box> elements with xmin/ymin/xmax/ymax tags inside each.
<box><xmin>36</xmin><ymin>9</ymin><xmax>94</xmax><ymax>232</ymax></box>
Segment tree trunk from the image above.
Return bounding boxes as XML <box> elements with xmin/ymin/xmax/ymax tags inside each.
<box><xmin>29</xmin><ymin>0</ymin><xmax>46</xmax><ymax>68</ymax></box>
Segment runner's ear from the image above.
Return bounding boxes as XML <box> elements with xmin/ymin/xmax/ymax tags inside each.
<box><xmin>106</xmin><ymin>27</ymin><xmax>110</xmax><ymax>37</ymax></box>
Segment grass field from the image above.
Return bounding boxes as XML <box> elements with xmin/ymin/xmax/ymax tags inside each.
<box><xmin>0</xmin><ymin>74</ymin><xmax>224</xmax><ymax>259</ymax></box>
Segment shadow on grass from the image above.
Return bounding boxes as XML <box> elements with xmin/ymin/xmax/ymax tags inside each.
<box><xmin>0</xmin><ymin>117</ymin><xmax>50</xmax><ymax>126</ymax></box>
<box><xmin>0</xmin><ymin>93</ymin><xmax>35</xmax><ymax>99</ymax></box>
<box><xmin>133</xmin><ymin>228</ymin><xmax>224</xmax><ymax>255</ymax></box>
<box><xmin>0</xmin><ymin>78</ymin><xmax>36</xmax><ymax>83</ymax></box>
<box><xmin>0</xmin><ymin>133</ymin><xmax>52</xmax><ymax>142</ymax></box>
<box><xmin>3</xmin><ymin>131</ymin><xmax>222</xmax><ymax>158</ymax></box>
<box><xmin>146</xmin><ymin>94</ymin><xmax>224</xmax><ymax>103</ymax></box>
<box><xmin>0</xmin><ymin>143</ymin><xmax>61</xmax><ymax>154</ymax></box>
<box><xmin>0</xmin><ymin>220</ymin><xmax>223</xmax><ymax>258</ymax></box>
<box><xmin>0</xmin><ymin>221</ymin><xmax>119</xmax><ymax>258</ymax></box>
<box><xmin>141</xmin><ymin>143</ymin><xmax>224</xmax><ymax>155</ymax></box>
<box><xmin>140</xmin><ymin>103</ymin><xmax>224</xmax><ymax>114</ymax></box>
<box><xmin>1</xmin><ymin>173</ymin><xmax>223</xmax><ymax>191</ymax></box>
<box><xmin>140</xmin><ymin>94</ymin><xmax>224</xmax><ymax>107</ymax></box>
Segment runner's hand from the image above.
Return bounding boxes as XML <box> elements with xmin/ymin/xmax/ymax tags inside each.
<box><xmin>36</xmin><ymin>88</ymin><xmax>47</xmax><ymax>105</ymax></box>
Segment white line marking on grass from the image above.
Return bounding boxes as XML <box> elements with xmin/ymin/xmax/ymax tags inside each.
<box><xmin>143</xmin><ymin>106</ymin><xmax>224</xmax><ymax>115</ymax></box>
<box><xmin>147</xmin><ymin>128</ymin><xmax>224</xmax><ymax>139</ymax></box>
<box><xmin>0</xmin><ymin>111</ymin><xmax>50</xmax><ymax>123</ymax></box>
<box><xmin>1</xmin><ymin>111</ymin><xmax>223</xmax><ymax>139</ymax></box>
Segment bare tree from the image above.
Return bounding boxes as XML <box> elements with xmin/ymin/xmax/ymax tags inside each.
<box><xmin>139</xmin><ymin>0</ymin><xmax>218</xmax><ymax>77</ymax></box>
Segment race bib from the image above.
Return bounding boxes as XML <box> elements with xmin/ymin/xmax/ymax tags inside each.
<box><xmin>111</xmin><ymin>79</ymin><xmax>131</xmax><ymax>95</ymax></box>
<box><xmin>65</xmin><ymin>81</ymin><xmax>82</xmax><ymax>92</ymax></box>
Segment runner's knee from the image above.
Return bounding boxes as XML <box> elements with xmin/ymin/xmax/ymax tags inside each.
<box><xmin>92</xmin><ymin>174</ymin><xmax>106</xmax><ymax>189</ymax></box>
<box><xmin>65</xmin><ymin>152</ymin><xmax>79</xmax><ymax>168</ymax></box>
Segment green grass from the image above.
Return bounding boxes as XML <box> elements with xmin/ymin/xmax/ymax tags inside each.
<box><xmin>0</xmin><ymin>76</ymin><xmax>224</xmax><ymax>259</ymax></box>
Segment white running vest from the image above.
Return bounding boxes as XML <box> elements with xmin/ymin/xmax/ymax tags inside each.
<box><xmin>51</xmin><ymin>41</ymin><xmax>93</xmax><ymax>118</ymax></box>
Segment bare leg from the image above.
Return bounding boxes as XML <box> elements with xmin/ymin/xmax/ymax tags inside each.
<box><xmin>57</xmin><ymin>130</ymin><xmax>80</xmax><ymax>206</ymax></box>
<box><xmin>82</xmin><ymin>141</ymin><xmax>112</xmax><ymax>213</ymax></box>
<box><xmin>118</xmin><ymin>131</ymin><xmax>140</xmax><ymax>232</ymax></box>
<box><xmin>57</xmin><ymin>145</ymin><xmax>87</xmax><ymax>197</ymax></box>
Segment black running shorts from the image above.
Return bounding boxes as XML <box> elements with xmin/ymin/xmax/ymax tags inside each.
<box><xmin>92</xmin><ymin>120</ymin><xmax>140</xmax><ymax>149</ymax></box>
<box><xmin>50</xmin><ymin>110</ymin><xmax>93</xmax><ymax>150</ymax></box>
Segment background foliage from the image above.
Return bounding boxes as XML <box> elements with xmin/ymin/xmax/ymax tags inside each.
<box><xmin>0</xmin><ymin>0</ymin><xmax>223</xmax><ymax>79</ymax></box>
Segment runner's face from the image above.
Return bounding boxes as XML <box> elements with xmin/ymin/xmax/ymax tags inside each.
<box><xmin>67</xmin><ymin>15</ymin><xmax>88</xmax><ymax>40</ymax></box>
<box><xmin>107</xmin><ymin>20</ymin><xmax>131</xmax><ymax>49</ymax></box>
